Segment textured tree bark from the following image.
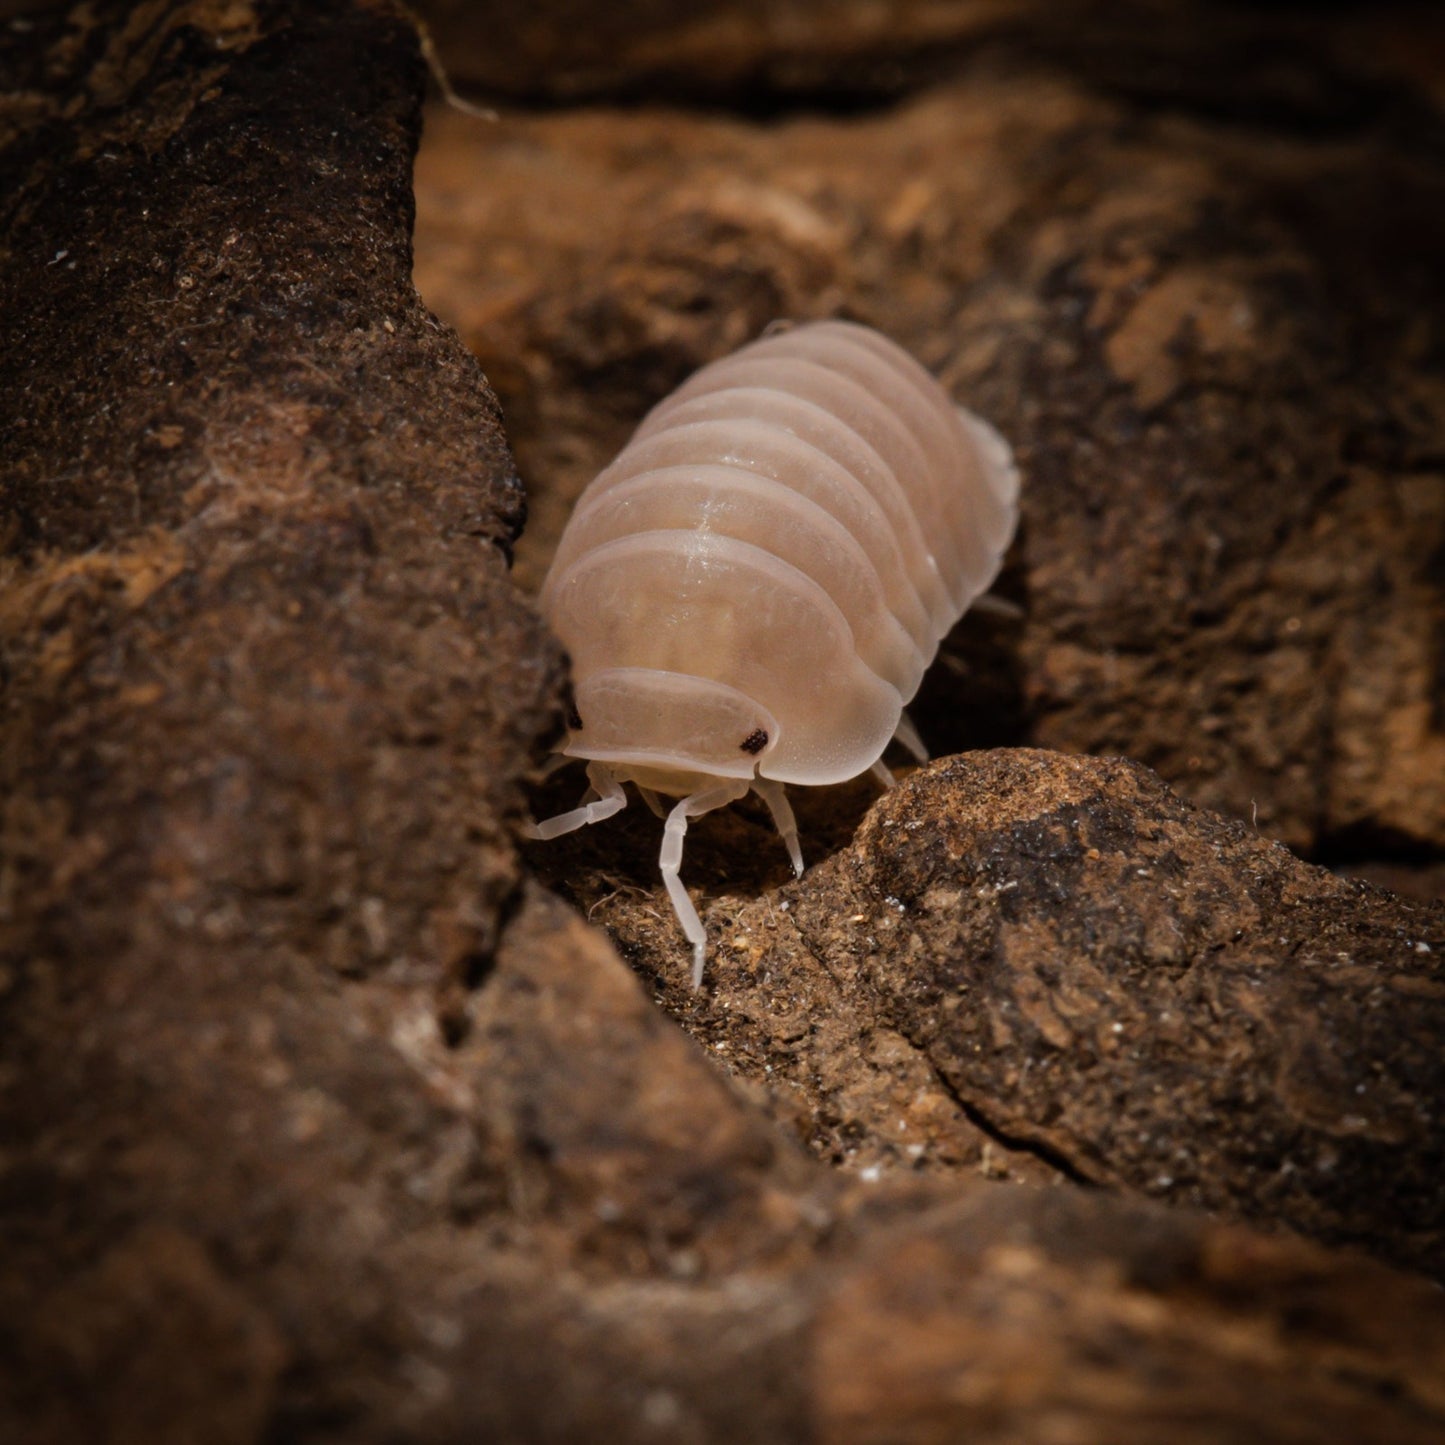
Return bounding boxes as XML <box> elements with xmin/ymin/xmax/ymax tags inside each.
<box><xmin>3</xmin><ymin>2</ymin><xmax>1443</xmax><ymax>1441</ymax></box>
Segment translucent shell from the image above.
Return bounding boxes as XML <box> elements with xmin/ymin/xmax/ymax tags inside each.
<box><xmin>532</xmin><ymin>319</ymin><xmax>1020</xmax><ymax>986</ymax></box>
<box><xmin>540</xmin><ymin>319</ymin><xmax>1020</xmax><ymax>786</ymax></box>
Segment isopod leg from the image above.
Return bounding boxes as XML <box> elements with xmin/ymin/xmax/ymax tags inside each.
<box><xmin>969</xmin><ymin>591</ymin><xmax>1024</xmax><ymax>621</ymax></box>
<box><xmin>751</xmin><ymin>777</ymin><xmax>804</xmax><ymax>878</ymax></box>
<box><xmin>525</xmin><ymin>761</ymin><xmax>628</xmax><ymax>840</ymax></box>
<box><xmin>636</xmin><ymin>785</ymin><xmax>668</xmax><ymax>820</ymax></box>
<box><xmin>870</xmin><ymin>759</ymin><xmax>897</xmax><ymax>789</ymax></box>
<box><xmin>659</xmin><ymin>779</ymin><xmax>751</xmax><ymax>990</ymax></box>
<box><xmin>893</xmin><ymin>711</ymin><xmax>929</xmax><ymax>763</ymax></box>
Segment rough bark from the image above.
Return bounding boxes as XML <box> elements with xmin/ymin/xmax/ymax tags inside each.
<box><xmin>3</xmin><ymin>3</ymin><xmax>1444</xmax><ymax>1442</ymax></box>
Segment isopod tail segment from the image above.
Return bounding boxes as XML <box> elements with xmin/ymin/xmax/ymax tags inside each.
<box><xmin>524</xmin><ymin>711</ymin><xmax>928</xmax><ymax>990</ymax></box>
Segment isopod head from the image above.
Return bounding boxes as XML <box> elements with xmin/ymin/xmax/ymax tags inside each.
<box><xmin>564</xmin><ymin>665</ymin><xmax>779</xmax><ymax>792</ymax></box>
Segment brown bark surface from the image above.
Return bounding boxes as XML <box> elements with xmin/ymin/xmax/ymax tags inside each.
<box><xmin>3</xmin><ymin>2</ymin><xmax>1444</xmax><ymax>1441</ymax></box>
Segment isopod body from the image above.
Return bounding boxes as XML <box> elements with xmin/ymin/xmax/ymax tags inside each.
<box><xmin>533</xmin><ymin>319</ymin><xmax>1020</xmax><ymax>986</ymax></box>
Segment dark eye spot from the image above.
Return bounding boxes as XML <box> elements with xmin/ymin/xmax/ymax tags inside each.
<box><xmin>566</xmin><ymin>703</ymin><xmax>583</xmax><ymax>731</ymax></box>
<box><xmin>740</xmin><ymin>728</ymin><xmax>768</xmax><ymax>754</ymax></box>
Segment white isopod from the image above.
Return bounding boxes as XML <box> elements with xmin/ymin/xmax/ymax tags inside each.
<box><xmin>530</xmin><ymin>319</ymin><xmax>1020</xmax><ymax>986</ymax></box>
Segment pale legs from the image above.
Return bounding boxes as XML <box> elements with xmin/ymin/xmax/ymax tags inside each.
<box><xmin>751</xmin><ymin>777</ymin><xmax>804</xmax><ymax>878</ymax></box>
<box><xmin>529</xmin><ymin>764</ymin><xmax>809</xmax><ymax>988</ymax></box>
<box><xmin>659</xmin><ymin>779</ymin><xmax>751</xmax><ymax>989</ymax></box>
<box><xmin>524</xmin><ymin>760</ymin><xmax>629</xmax><ymax>840</ymax></box>
<box><xmin>893</xmin><ymin>710</ymin><xmax>928</xmax><ymax>763</ymax></box>
<box><xmin>869</xmin><ymin>711</ymin><xmax>929</xmax><ymax>789</ymax></box>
